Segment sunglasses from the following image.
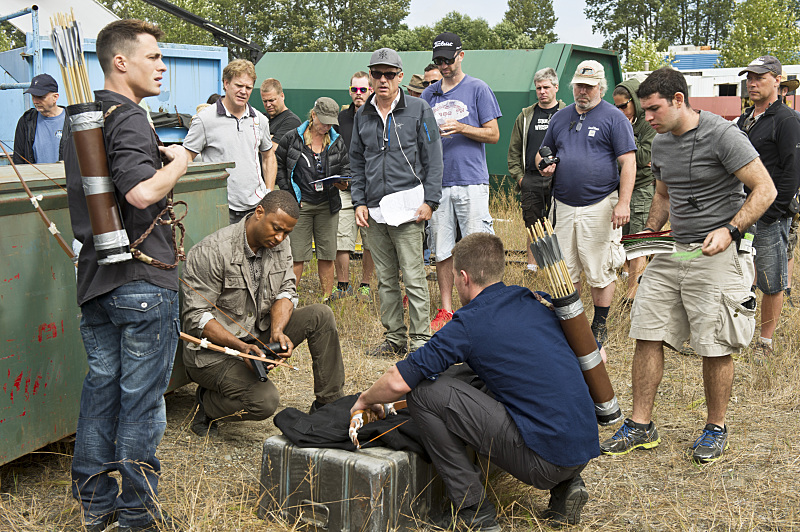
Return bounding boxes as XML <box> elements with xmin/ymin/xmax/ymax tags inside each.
<box><xmin>433</xmin><ymin>57</ymin><xmax>456</xmax><ymax>66</ymax></box>
<box><xmin>350</xmin><ymin>86</ymin><xmax>369</xmax><ymax>94</ymax></box>
<box><xmin>370</xmin><ymin>70</ymin><xmax>400</xmax><ymax>80</ymax></box>
<box><xmin>615</xmin><ymin>99</ymin><xmax>631</xmax><ymax>110</ymax></box>
<box><xmin>570</xmin><ymin>113</ymin><xmax>587</xmax><ymax>132</ymax></box>
<box><xmin>421</xmin><ymin>80</ymin><xmax>432</xmax><ymax>87</ymax></box>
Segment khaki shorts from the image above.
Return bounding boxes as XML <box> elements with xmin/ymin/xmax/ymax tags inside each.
<box><xmin>623</xmin><ymin>184</ymin><xmax>654</xmax><ymax>236</ymax></box>
<box><xmin>290</xmin><ymin>202</ymin><xmax>339</xmax><ymax>262</ymax></box>
<box><xmin>553</xmin><ymin>192</ymin><xmax>625</xmax><ymax>288</ymax></box>
<box><xmin>336</xmin><ymin>191</ymin><xmax>368</xmax><ymax>251</ymax></box>
<box><xmin>630</xmin><ymin>243</ymin><xmax>756</xmax><ymax>357</ymax></box>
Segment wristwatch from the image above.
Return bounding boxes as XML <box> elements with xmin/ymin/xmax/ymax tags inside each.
<box><xmin>425</xmin><ymin>200</ymin><xmax>439</xmax><ymax>212</ymax></box>
<box><xmin>723</xmin><ymin>223</ymin><xmax>741</xmax><ymax>242</ymax></box>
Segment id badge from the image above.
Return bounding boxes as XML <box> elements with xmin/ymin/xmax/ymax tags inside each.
<box><xmin>314</xmin><ymin>181</ymin><xmax>324</xmax><ymax>192</ymax></box>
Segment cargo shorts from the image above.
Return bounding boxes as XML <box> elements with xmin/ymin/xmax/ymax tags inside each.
<box><xmin>630</xmin><ymin>243</ymin><xmax>756</xmax><ymax>357</ymax></box>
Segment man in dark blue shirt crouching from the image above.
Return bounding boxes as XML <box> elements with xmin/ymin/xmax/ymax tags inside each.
<box><xmin>351</xmin><ymin>233</ymin><xmax>599</xmax><ymax>530</ymax></box>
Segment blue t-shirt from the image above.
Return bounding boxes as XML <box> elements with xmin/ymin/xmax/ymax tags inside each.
<box><xmin>32</xmin><ymin>111</ymin><xmax>66</xmax><ymax>163</ymax></box>
<box><xmin>396</xmin><ymin>282</ymin><xmax>600</xmax><ymax>468</ymax></box>
<box><xmin>422</xmin><ymin>75</ymin><xmax>502</xmax><ymax>187</ymax></box>
<box><xmin>541</xmin><ymin>100</ymin><xmax>636</xmax><ymax>207</ymax></box>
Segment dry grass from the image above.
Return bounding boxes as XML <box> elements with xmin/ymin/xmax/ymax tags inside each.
<box><xmin>2</xmin><ymin>184</ymin><xmax>800</xmax><ymax>531</ymax></box>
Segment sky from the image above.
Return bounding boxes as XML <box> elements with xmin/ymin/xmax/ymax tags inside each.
<box><xmin>404</xmin><ymin>0</ymin><xmax>604</xmax><ymax>49</ymax></box>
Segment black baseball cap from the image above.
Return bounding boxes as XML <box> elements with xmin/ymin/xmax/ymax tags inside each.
<box><xmin>24</xmin><ymin>74</ymin><xmax>59</xmax><ymax>96</ymax></box>
<box><xmin>738</xmin><ymin>55</ymin><xmax>782</xmax><ymax>77</ymax></box>
<box><xmin>432</xmin><ymin>32</ymin><xmax>462</xmax><ymax>60</ymax></box>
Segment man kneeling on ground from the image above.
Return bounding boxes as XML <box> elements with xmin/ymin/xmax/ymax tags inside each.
<box><xmin>351</xmin><ymin>233</ymin><xmax>599</xmax><ymax>529</ymax></box>
<box><xmin>182</xmin><ymin>190</ymin><xmax>345</xmax><ymax>436</ymax></box>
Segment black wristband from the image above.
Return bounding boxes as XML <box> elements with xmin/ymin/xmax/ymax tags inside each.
<box><xmin>643</xmin><ymin>227</ymin><xmax>655</xmax><ymax>233</ymax></box>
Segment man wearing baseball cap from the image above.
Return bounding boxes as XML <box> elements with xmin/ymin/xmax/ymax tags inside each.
<box><xmin>536</xmin><ymin>59</ymin><xmax>637</xmax><ymax>346</ymax></box>
<box><xmin>13</xmin><ymin>73</ymin><xmax>66</xmax><ymax>164</ymax></box>
<box><xmin>736</xmin><ymin>55</ymin><xmax>800</xmax><ymax>362</ymax></box>
<box><xmin>421</xmin><ymin>32</ymin><xmax>503</xmax><ymax>332</ymax></box>
<box><xmin>350</xmin><ymin>47</ymin><xmax>443</xmax><ymax>358</ymax></box>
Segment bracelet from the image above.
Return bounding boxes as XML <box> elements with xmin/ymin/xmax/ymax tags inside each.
<box><xmin>643</xmin><ymin>227</ymin><xmax>655</xmax><ymax>233</ymax></box>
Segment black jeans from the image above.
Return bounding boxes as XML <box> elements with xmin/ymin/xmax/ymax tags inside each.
<box><xmin>407</xmin><ymin>376</ymin><xmax>586</xmax><ymax>507</ymax></box>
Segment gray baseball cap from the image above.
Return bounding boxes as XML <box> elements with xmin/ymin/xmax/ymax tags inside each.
<box><xmin>368</xmin><ymin>48</ymin><xmax>403</xmax><ymax>70</ymax></box>
<box><xmin>739</xmin><ymin>55</ymin><xmax>782</xmax><ymax>77</ymax></box>
<box><xmin>313</xmin><ymin>97</ymin><xmax>339</xmax><ymax>125</ymax></box>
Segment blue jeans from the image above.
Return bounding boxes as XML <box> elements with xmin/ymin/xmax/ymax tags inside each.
<box><xmin>71</xmin><ymin>281</ymin><xmax>180</xmax><ymax>527</ymax></box>
<box><xmin>753</xmin><ymin>217</ymin><xmax>790</xmax><ymax>294</ymax></box>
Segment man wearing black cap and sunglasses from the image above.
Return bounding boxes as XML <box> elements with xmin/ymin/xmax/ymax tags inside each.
<box><xmin>13</xmin><ymin>73</ymin><xmax>67</xmax><ymax>165</ymax></box>
<box><xmin>422</xmin><ymin>32</ymin><xmax>502</xmax><ymax>333</ymax></box>
<box><xmin>350</xmin><ymin>47</ymin><xmax>443</xmax><ymax>358</ymax></box>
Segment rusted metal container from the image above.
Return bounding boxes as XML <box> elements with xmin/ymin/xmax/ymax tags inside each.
<box><xmin>0</xmin><ymin>161</ymin><xmax>230</xmax><ymax>466</ymax></box>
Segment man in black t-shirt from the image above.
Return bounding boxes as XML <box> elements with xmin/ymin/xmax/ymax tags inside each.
<box><xmin>64</xmin><ymin>19</ymin><xmax>190</xmax><ymax>532</ymax></box>
<box><xmin>507</xmin><ymin>67</ymin><xmax>565</xmax><ymax>271</ymax></box>
<box><xmin>261</xmin><ymin>78</ymin><xmax>302</xmax><ymax>150</ymax></box>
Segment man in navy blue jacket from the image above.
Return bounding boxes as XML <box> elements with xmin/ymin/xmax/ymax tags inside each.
<box><xmin>351</xmin><ymin>233</ymin><xmax>599</xmax><ymax>530</ymax></box>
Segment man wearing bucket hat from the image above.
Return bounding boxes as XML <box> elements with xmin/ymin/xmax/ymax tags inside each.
<box><xmin>536</xmin><ymin>59</ymin><xmax>637</xmax><ymax>346</ymax></box>
<box><xmin>736</xmin><ymin>55</ymin><xmax>800</xmax><ymax>362</ymax></box>
<box><xmin>350</xmin><ymin>47</ymin><xmax>443</xmax><ymax>358</ymax></box>
<box><xmin>13</xmin><ymin>73</ymin><xmax>66</xmax><ymax>164</ymax></box>
<box><xmin>405</xmin><ymin>74</ymin><xmax>426</xmax><ymax>97</ymax></box>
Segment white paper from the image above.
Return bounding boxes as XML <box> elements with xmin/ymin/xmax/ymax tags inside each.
<box><xmin>378</xmin><ymin>184</ymin><xmax>424</xmax><ymax>226</ymax></box>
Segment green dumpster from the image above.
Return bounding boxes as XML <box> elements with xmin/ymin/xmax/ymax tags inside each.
<box><xmin>252</xmin><ymin>43</ymin><xmax>622</xmax><ymax>189</ymax></box>
<box><xmin>0</xmin><ymin>162</ymin><xmax>230</xmax><ymax>466</ymax></box>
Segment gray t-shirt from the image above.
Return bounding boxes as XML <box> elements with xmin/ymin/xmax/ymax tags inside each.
<box><xmin>651</xmin><ymin>111</ymin><xmax>758</xmax><ymax>244</ymax></box>
<box><xmin>33</xmin><ymin>111</ymin><xmax>65</xmax><ymax>163</ymax></box>
<box><xmin>183</xmin><ymin>99</ymin><xmax>272</xmax><ymax>211</ymax></box>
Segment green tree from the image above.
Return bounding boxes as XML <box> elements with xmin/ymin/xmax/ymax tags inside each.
<box><xmin>503</xmin><ymin>0</ymin><xmax>557</xmax><ymax>47</ymax></box>
<box><xmin>623</xmin><ymin>36</ymin><xmax>673</xmax><ymax>71</ymax></box>
<box><xmin>718</xmin><ymin>0</ymin><xmax>800</xmax><ymax>67</ymax></box>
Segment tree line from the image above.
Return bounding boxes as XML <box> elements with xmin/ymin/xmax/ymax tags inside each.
<box><xmin>2</xmin><ymin>0</ymin><xmax>799</xmax><ymax>70</ymax></box>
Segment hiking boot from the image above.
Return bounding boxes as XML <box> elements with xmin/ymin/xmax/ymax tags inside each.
<box><xmin>545</xmin><ymin>475</ymin><xmax>588</xmax><ymax>526</ymax></box>
<box><xmin>600</xmin><ymin>418</ymin><xmax>660</xmax><ymax>456</ymax></box>
<box><xmin>84</xmin><ymin>510</ymin><xmax>118</xmax><ymax>532</ymax></box>
<box><xmin>691</xmin><ymin>424</ymin><xmax>728</xmax><ymax>464</ymax></box>
<box><xmin>591</xmin><ymin>321</ymin><xmax>608</xmax><ymax>345</ymax></box>
<box><xmin>433</xmin><ymin>500</ymin><xmax>501</xmax><ymax>532</ymax></box>
<box><xmin>752</xmin><ymin>340</ymin><xmax>774</xmax><ymax>365</ymax></box>
<box><xmin>367</xmin><ymin>340</ymin><xmax>407</xmax><ymax>358</ymax></box>
<box><xmin>191</xmin><ymin>386</ymin><xmax>218</xmax><ymax>438</ymax></box>
<box><xmin>356</xmin><ymin>284</ymin><xmax>371</xmax><ymax>301</ymax></box>
<box><xmin>431</xmin><ymin>308</ymin><xmax>453</xmax><ymax>332</ymax></box>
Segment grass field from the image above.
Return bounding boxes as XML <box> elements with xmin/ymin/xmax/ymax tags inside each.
<box><xmin>1</xmin><ymin>183</ymin><xmax>799</xmax><ymax>531</ymax></box>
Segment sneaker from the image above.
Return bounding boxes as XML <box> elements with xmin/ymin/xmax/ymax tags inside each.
<box><xmin>545</xmin><ymin>475</ymin><xmax>588</xmax><ymax>526</ymax></box>
<box><xmin>591</xmin><ymin>321</ymin><xmax>608</xmax><ymax>345</ymax></box>
<box><xmin>84</xmin><ymin>511</ymin><xmax>118</xmax><ymax>532</ymax></box>
<box><xmin>600</xmin><ymin>418</ymin><xmax>661</xmax><ymax>456</ymax></box>
<box><xmin>356</xmin><ymin>284</ymin><xmax>371</xmax><ymax>301</ymax></box>
<box><xmin>366</xmin><ymin>340</ymin><xmax>407</xmax><ymax>358</ymax></box>
<box><xmin>526</xmin><ymin>264</ymin><xmax>539</xmax><ymax>273</ymax></box>
<box><xmin>752</xmin><ymin>340</ymin><xmax>774</xmax><ymax>365</ymax></box>
<box><xmin>434</xmin><ymin>500</ymin><xmax>501</xmax><ymax>532</ymax></box>
<box><xmin>691</xmin><ymin>424</ymin><xmax>728</xmax><ymax>464</ymax></box>
<box><xmin>191</xmin><ymin>386</ymin><xmax>218</xmax><ymax>438</ymax></box>
<box><xmin>328</xmin><ymin>286</ymin><xmax>353</xmax><ymax>301</ymax></box>
<box><xmin>430</xmin><ymin>308</ymin><xmax>453</xmax><ymax>332</ymax></box>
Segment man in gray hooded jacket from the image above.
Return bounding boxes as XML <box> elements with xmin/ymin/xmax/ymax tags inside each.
<box><xmin>350</xmin><ymin>47</ymin><xmax>443</xmax><ymax>358</ymax></box>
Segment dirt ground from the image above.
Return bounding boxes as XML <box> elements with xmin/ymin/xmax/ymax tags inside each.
<box><xmin>2</xmin><ymin>192</ymin><xmax>800</xmax><ymax>531</ymax></box>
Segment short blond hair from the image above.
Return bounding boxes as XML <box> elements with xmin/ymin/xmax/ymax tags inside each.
<box><xmin>260</xmin><ymin>78</ymin><xmax>282</xmax><ymax>94</ymax></box>
<box><xmin>223</xmin><ymin>59</ymin><xmax>256</xmax><ymax>83</ymax></box>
